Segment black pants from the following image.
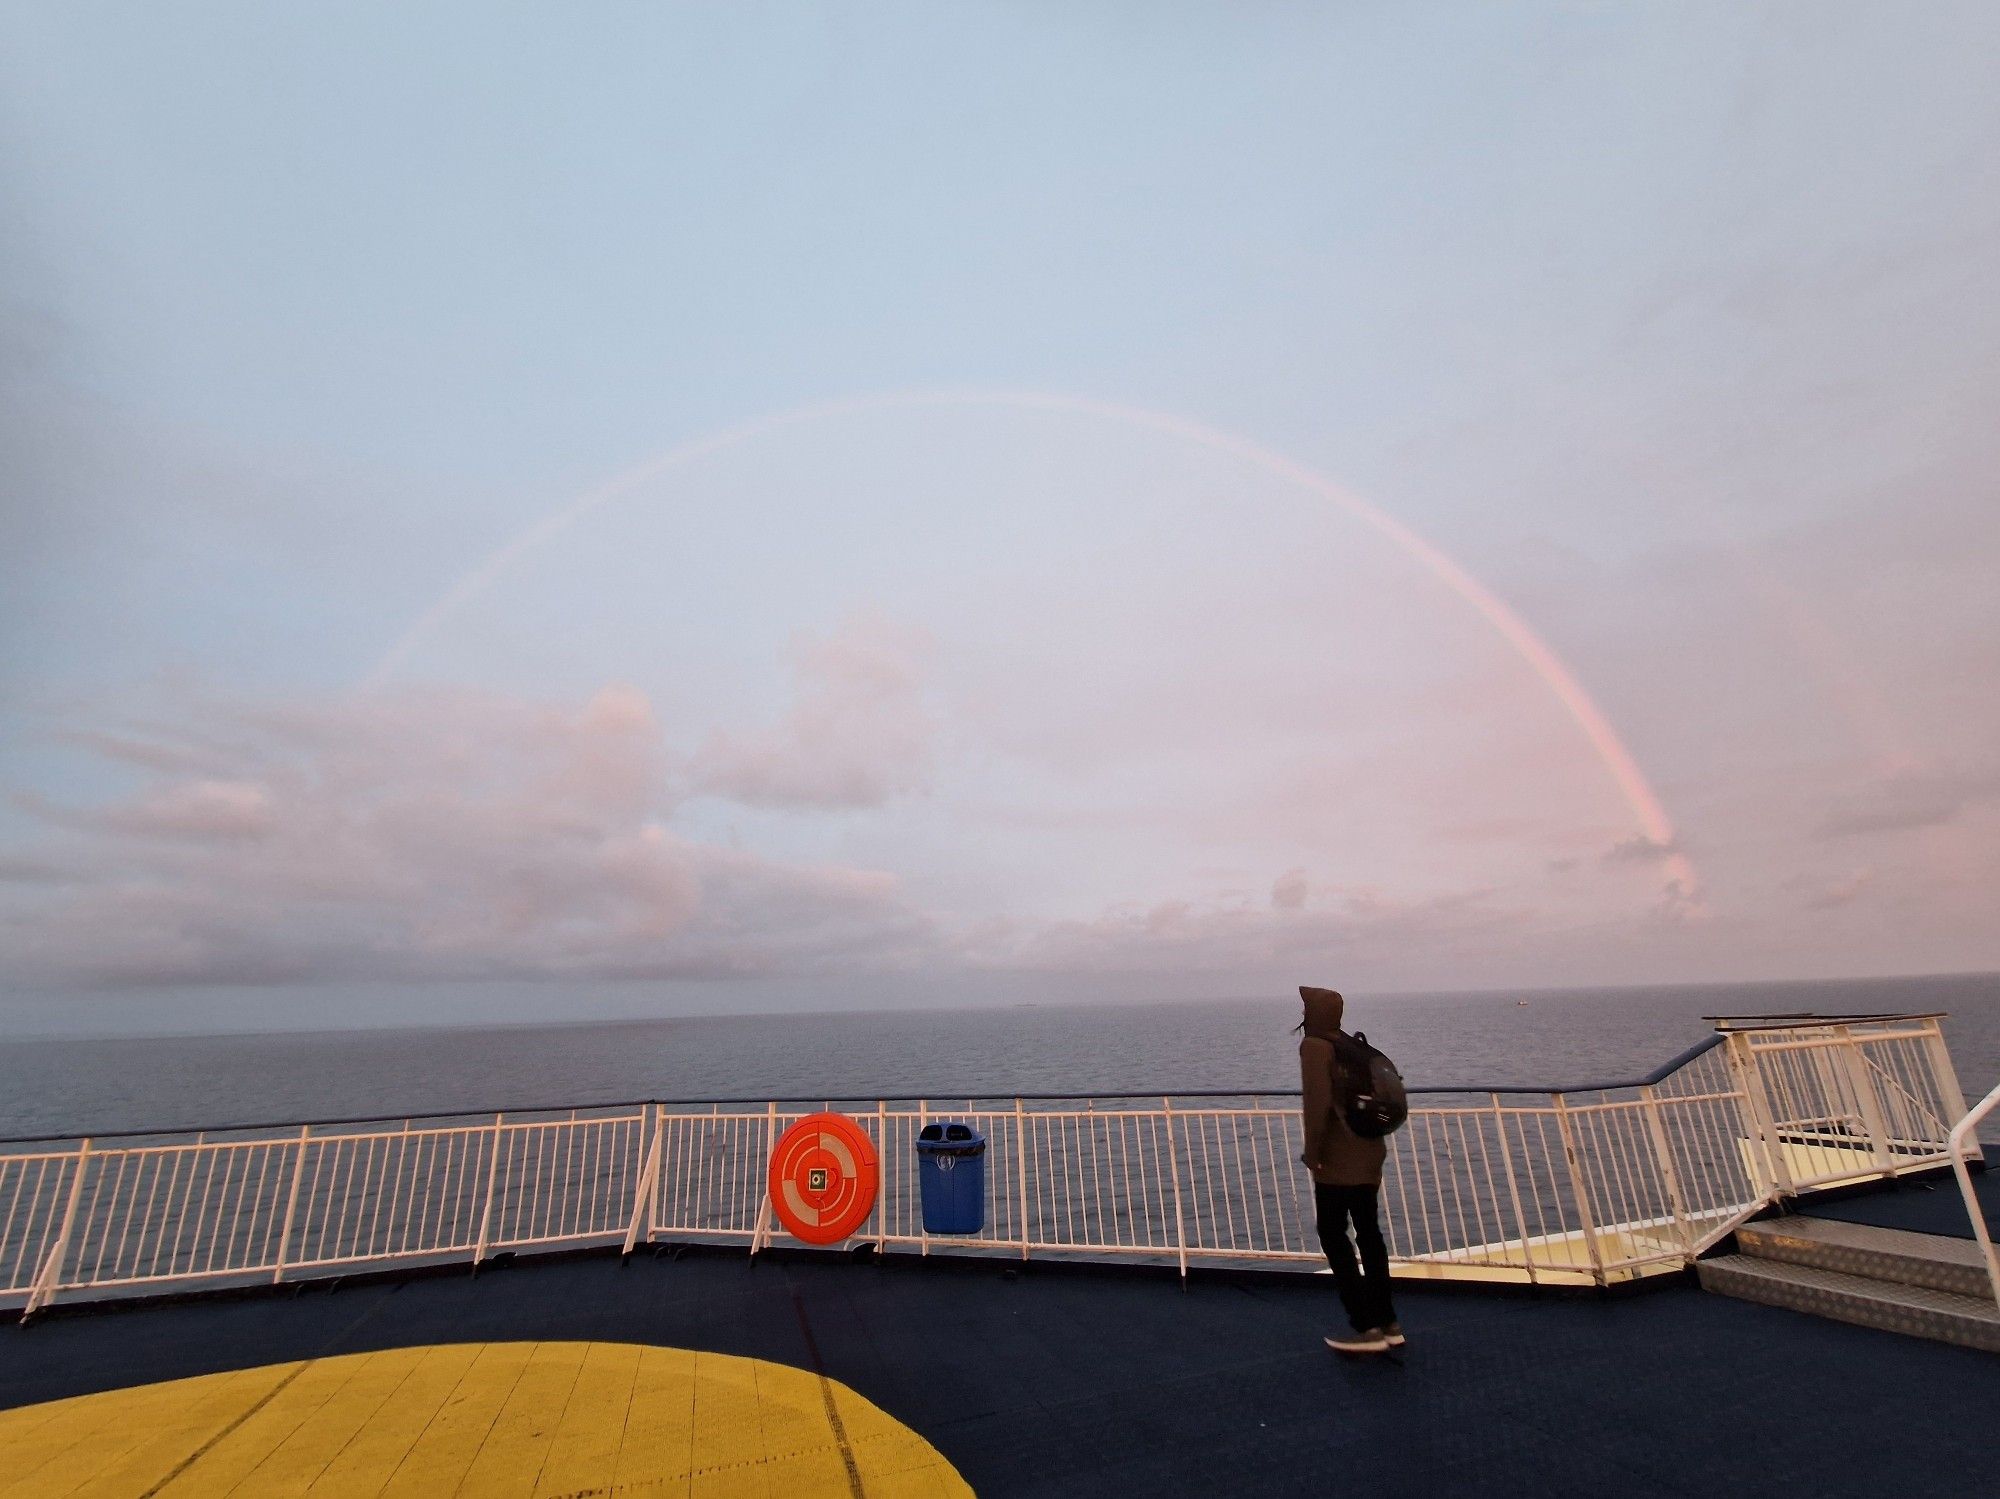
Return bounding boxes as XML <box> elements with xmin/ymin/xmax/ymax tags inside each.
<box><xmin>1314</xmin><ymin>1182</ymin><xmax>1395</xmax><ymax>1333</ymax></box>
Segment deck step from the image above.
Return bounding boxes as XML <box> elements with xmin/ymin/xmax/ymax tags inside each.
<box><xmin>1737</xmin><ymin>1215</ymin><xmax>1996</xmax><ymax>1299</ymax></box>
<box><xmin>1698</xmin><ymin>1255</ymin><xmax>2000</xmax><ymax>1353</ymax></box>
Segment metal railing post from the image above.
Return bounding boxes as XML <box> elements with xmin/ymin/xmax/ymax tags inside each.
<box><xmin>1550</xmin><ymin>1096</ymin><xmax>1605</xmax><ymax>1286</ymax></box>
<box><xmin>750</xmin><ymin>1102</ymin><xmax>778</xmax><ymax>1258</ymax></box>
<box><xmin>472</xmin><ymin>1113</ymin><xmax>505</xmax><ymax>1268</ymax></box>
<box><xmin>24</xmin><ymin>1138</ymin><xmax>92</xmax><ymax>1320</ymax></box>
<box><xmin>1162</xmin><ymin>1097</ymin><xmax>1188</xmax><ymax>1282</ymax></box>
<box><xmin>1722</xmin><ymin>1030</ymin><xmax>1791</xmax><ymax>1202</ymax></box>
<box><xmin>1923</xmin><ymin>1019</ymin><xmax>1974</xmax><ymax>1149</ymax></box>
<box><xmin>648</xmin><ymin>1102</ymin><xmax>667</xmax><ymax>1238</ymax></box>
<box><xmin>1013</xmin><ymin>1098</ymin><xmax>1030</xmax><ymax>1261</ymax></box>
<box><xmin>917</xmin><ymin>1099</ymin><xmax>931</xmax><ymax>1257</ymax></box>
<box><xmin>1946</xmin><ymin>1079</ymin><xmax>2000</xmax><ymax>1307</ymax></box>
<box><xmin>622</xmin><ymin>1105</ymin><xmax>663</xmax><ymax>1258</ymax></box>
<box><xmin>1638</xmin><ymin>1087</ymin><xmax>1692</xmax><ymax>1258</ymax></box>
<box><xmin>1490</xmin><ymin>1095</ymin><xmax>1537</xmax><ymax>1285</ymax></box>
<box><xmin>873</xmin><ymin>1099</ymin><xmax>886</xmax><ymax>1250</ymax></box>
<box><xmin>271</xmin><ymin>1125</ymin><xmax>312</xmax><ymax>1283</ymax></box>
<box><xmin>1834</xmin><ymin>1026</ymin><xmax>1896</xmax><ymax>1176</ymax></box>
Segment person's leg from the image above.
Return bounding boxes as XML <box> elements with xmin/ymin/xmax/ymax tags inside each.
<box><xmin>1348</xmin><ymin>1185</ymin><xmax>1396</xmax><ymax>1331</ymax></box>
<box><xmin>1312</xmin><ymin>1183</ymin><xmax>1371</xmax><ymax>1333</ymax></box>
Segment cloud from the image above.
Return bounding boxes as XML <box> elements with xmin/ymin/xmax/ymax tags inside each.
<box><xmin>1</xmin><ymin>682</ymin><xmax>929</xmax><ymax>987</ymax></box>
<box><xmin>690</xmin><ymin>616</ymin><xmax>933</xmax><ymax>810</ymax></box>
<box><xmin>1815</xmin><ymin>767</ymin><xmax>2000</xmax><ymax>839</ymax></box>
<box><xmin>1655</xmin><ymin>878</ymin><xmax>1703</xmax><ymax>922</ymax></box>
<box><xmin>1603</xmin><ymin>834</ymin><xmax>1683</xmax><ymax>864</ymax></box>
<box><xmin>51</xmin><ymin>729</ymin><xmax>247</xmax><ymax>778</ymax></box>
<box><xmin>964</xmin><ymin>878</ymin><xmax>1518</xmax><ymax>977</ymax></box>
<box><xmin>20</xmin><ymin>779</ymin><xmax>276</xmax><ymax>841</ymax></box>
<box><xmin>1806</xmin><ymin>868</ymin><xmax>1872</xmax><ymax>911</ymax></box>
<box><xmin>1270</xmin><ymin>867</ymin><xmax>1308</xmax><ymax>910</ymax></box>
<box><xmin>0</xmin><ymin>855</ymin><xmax>80</xmax><ymax>886</ymax></box>
<box><xmin>1600</xmin><ymin>838</ymin><xmax>1706</xmax><ymax>915</ymax></box>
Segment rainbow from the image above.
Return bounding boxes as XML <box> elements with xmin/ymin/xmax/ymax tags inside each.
<box><xmin>369</xmin><ymin>390</ymin><xmax>1698</xmax><ymax>896</ymax></box>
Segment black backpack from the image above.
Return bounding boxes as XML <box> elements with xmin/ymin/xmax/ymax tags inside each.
<box><xmin>1331</xmin><ymin>1030</ymin><xmax>1408</xmax><ymax>1138</ymax></box>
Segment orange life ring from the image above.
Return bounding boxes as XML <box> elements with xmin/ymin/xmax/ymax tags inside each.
<box><xmin>767</xmin><ymin>1112</ymin><xmax>880</xmax><ymax>1245</ymax></box>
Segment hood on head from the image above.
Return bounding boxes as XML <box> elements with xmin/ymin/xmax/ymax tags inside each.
<box><xmin>1299</xmin><ymin>985</ymin><xmax>1344</xmax><ymax>1041</ymax></box>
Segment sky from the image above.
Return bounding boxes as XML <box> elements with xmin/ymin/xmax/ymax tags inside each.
<box><xmin>3</xmin><ymin>4</ymin><xmax>1999</xmax><ymax>1033</ymax></box>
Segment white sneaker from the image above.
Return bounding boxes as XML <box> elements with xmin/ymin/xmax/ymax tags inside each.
<box><xmin>1324</xmin><ymin>1331</ymin><xmax>1389</xmax><ymax>1354</ymax></box>
<box><xmin>1377</xmin><ymin>1323</ymin><xmax>1406</xmax><ymax>1348</ymax></box>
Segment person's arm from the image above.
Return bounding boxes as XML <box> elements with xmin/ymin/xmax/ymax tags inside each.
<box><xmin>1300</xmin><ymin>1038</ymin><xmax>1333</xmax><ymax>1170</ymax></box>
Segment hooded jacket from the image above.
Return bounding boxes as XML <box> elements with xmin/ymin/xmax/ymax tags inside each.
<box><xmin>1299</xmin><ymin>985</ymin><xmax>1387</xmax><ymax>1187</ymax></box>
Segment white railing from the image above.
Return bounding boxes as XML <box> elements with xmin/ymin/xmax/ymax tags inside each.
<box><xmin>1948</xmin><ymin>1078</ymin><xmax>2000</xmax><ymax>1307</ymax></box>
<box><xmin>0</xmin><ymin>1013</ymin><xmax>1978</xmax><ymax>1317</ymax></box>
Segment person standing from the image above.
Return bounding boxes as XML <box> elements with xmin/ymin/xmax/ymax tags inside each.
<box><xmin>1298</xmin><ymin>984</ymin><xmax>1402</xmax><ymax>1354</ymax></box>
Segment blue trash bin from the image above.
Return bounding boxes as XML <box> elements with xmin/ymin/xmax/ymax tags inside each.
<box><xmin>915</xmin><ymin>1122</ymin><xmax>987</xmax><ymax>1234</ymax></box>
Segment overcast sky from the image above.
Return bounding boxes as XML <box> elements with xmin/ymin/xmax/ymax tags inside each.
<box><xmin>4</xmin><ymin>5</ymin><xmax>1998</xmax><ymax>1032</ymax></box>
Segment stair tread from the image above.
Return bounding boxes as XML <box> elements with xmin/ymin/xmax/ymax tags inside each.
<box><xmin>1704</xmin><ymin>1254</ymin><xmax>2000</xmax><ymax>1324</ymax></box>
<box><xmin>1743</xmin><ymin>1214</ymin><xmax>1991</xmax><ymax>1270</ymax></box>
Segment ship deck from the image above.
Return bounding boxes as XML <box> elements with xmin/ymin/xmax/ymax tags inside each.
<box><xmin>1802</xmin><ymin>1163</ymin><xmax>1998</xmax><ymax>1240</ymax></box>
<box><xmin>2</xmin><ymin>1177</ymin><xmax>1996</xmax><ymax>1499</ymax></box>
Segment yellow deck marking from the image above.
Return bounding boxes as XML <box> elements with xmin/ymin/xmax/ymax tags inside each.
<box><xmin>689</xmin><ymin>1352</ymin><xmax>767</xmax><ymax>1497</ymax></box>
<box><xmin>2</xmin><ymin>1364</ymin><xmax>301</xmax><ymax>1499</ymax></box>
<box><xmin>0</xmin><ymin>1343</ymin><xmax>973</xmax><ymax>1498</ymax></box>
<box><xmin>221</xmin><ymin>1348</ymin><xmax>420</xmax><ymax>1496</ymax></box>
<box><xmin>530</xmin><ymin>1340</ymin><xmax>642</xmax><ymax>1497</ymax></box>
<box><xmin>456</xmin><ymin>1340</ymin><xmax>589</xmax><ymax>1498</ymax></box>
<box><xmin>612</xmin><ymin>1342</ymin><xmax>700</xmax><ymax>1493</ymax></box>
<box><xmin>110</xmin><ymin>1361</ymin><xmax>320</xmax><ymax>1499</ymax></box>
<box><xmin>141</xmin><ymin>1349</ymin><xmax>377</xmax><ymax>1496</ymax></box>
<box><xmin>379</xmin><ymin>1340</ymin><xmax>539</xmax><ymax>1496</ymax></box>
<box><xmin>304</xmin><ymin>1343</ymin><xmax>484</xmax><ymax>1494</ymax></box>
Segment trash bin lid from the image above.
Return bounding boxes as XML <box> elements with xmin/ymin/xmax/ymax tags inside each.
<box><xmin>915</xmin><ymin>1120</ymin><xmax>987</xmax><ymax>1156</ymax></box>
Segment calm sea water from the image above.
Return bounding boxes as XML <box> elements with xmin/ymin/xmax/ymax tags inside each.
<box><xmin>1</xmin><ymin>974</ymin><xmax>1995</xmax><ymax>1140</ymax></box>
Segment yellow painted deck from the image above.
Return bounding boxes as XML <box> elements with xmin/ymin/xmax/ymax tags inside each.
<box><xmin>0</xmin><ymin>1341</ymin><xmax>973</xmax><ymax>1498</ymax></box>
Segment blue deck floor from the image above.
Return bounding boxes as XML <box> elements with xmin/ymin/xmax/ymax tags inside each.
<box><xmin>1800</xmin><ymin>1165</ymin><xmax>1999</xmax><ymax>1239</ymax></box>
<box><xmin>2</xmin><ymin>1247</ymin><xmax>1995</xmax><ymax>1498</ymax></box>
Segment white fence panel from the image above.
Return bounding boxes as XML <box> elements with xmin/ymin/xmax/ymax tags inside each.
<box><xmin>3</xmin><ymin>1015</ymin><xmax>1977</xmax><ymax>1315</ymax></box>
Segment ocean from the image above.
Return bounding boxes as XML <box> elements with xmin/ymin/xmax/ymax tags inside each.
<box><xmin>2</xmin><ymin>973</ymin><xmax>1996</xmax><ymax>1141</ymax></box>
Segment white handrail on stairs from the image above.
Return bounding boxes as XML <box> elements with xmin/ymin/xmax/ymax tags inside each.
<box><xmin>1946</xmin><ymin>1078</ymin><xmax>2000</xmax><ymax>1307</ymax></box>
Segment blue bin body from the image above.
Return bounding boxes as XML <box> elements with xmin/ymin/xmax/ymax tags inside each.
<box><xmin>915</xmin><ymin>1122</ymin><xmax>987</xmax><ymax>1235</ymax></box>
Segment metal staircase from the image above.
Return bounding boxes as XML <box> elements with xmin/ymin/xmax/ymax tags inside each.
<box><xmin>1700</xmin><ymin>1214</ymin><xmax>2000</xmax><ymax>1353</ymax></box>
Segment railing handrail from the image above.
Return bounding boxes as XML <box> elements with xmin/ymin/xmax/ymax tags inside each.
<box><xmin>1945</xmin><ymin>1076</ymin><xmax>2000</xmax><ymax>1306</ymax></box>
<box><xmin>1704</xmin><ymin>1012</ymin><xmax>1948</xmax><ymax>1029</ymax></box>
<box><xmin>0</xmin><ymin>1084</ymin><xmax>1684</xmax><ymax>1147</ymax></box>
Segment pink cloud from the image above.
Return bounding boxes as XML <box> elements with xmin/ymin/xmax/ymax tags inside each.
<box><xmin>961</xmin><ymin>877</ymin><xmax>1521</xmax><ymax>977</ymax></box>
<box><xmin>2</xmin><ymin>682</ymin><xmax>928</xmax><ymax>987</ymax></box>
<box><xmin>1270</xmin><ymin>867</ymin><xmax>1309</xmax><ymax>909</ymax></box>
<box><xmin>690</xmin><ymin>616</ymin><xmax>933</xmax><ymax>810</ymax></box>
<box><xmin>1603</xmin><ymin>833</ymin><xmax>1683</xmax><ymax>865</ymax></box>
<box><xmin>26</xmin><ymin>778</ymin><xmax>277</xmax><ymax>841</ymax></box>
<box><xmin>1816</xmin><ymin>765</ymin><xmax>2000</xmax><ymax>839</ymax></box>
<box><xmin>1805</xmin><ymin>868</ymin><xmax>1873</xmax><ymax>911</ymax></box>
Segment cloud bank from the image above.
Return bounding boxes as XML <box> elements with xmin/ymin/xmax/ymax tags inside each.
<box><xmin>3</xmin><ymin>680</ymin><xmax>933</xmax><ymax>987</ymax></box>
